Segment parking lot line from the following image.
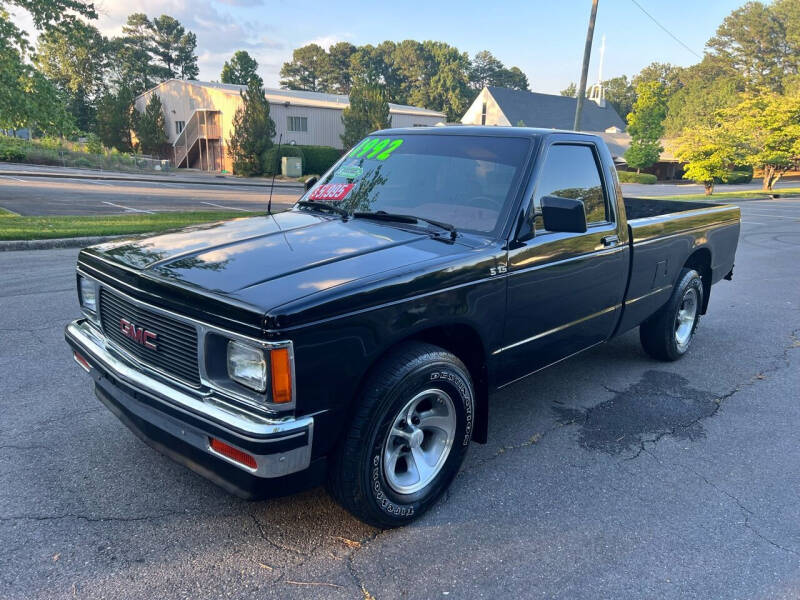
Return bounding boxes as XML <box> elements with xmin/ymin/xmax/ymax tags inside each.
<box><xmin>0</xmin><ymin>175</ymin><xmax>26</xmax><ymax>182</ymax></box>
<box><xmin>740</xmin><ymin>212</ymin><xmax>800</xmax><ymax>220</ymax></box>
<box><xmin>101</xmin><ymin>201</ymin><xmax>155</xmax><ymax>214</ymax></box>
<box><xmin>200</xmin><ymin>201</ymin><xmax>250</xmax><ymax>212</ymax></box>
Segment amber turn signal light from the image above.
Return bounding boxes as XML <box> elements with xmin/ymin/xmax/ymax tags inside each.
<box><xmin>270</xmin><ymin>348</ymin><xmax>292</xmax><ymax>404</ymax></box>
<box><xmin>209</xmin><ymin>438</ymin><xmax>257</xmax><ymax>469</ymax></box>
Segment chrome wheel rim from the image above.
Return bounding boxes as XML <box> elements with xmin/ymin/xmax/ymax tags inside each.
<box><xmin>675</xmin><ymin>287</ymin><xmax>698</xmax><ymax>351</ymax></box>
<box><xmin>382</xmin><ymin>389</ymin><xmax>457</xmax><ymax>495</ymax></box>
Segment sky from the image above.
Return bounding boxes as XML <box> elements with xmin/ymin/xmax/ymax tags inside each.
<box><xmin>16</xmin><ymin>0</ymin><xmax>747</xmax><ymax>94</ymax></box>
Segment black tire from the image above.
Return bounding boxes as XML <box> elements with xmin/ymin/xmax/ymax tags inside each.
<box><xmin>640</xmin><ymin>268</ymin><xmax>704</xmax><ymax>361</ymax></box>
<box><xmin>327</xmin><ymin>342</ymin><xmax>475</xmax><ymax>528</ymax></box>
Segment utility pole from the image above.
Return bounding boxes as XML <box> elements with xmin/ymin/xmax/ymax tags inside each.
<box><xmin>573</xmin><ymin>0</ymin><xmax>599</xmax><ymax>131</ymax></box>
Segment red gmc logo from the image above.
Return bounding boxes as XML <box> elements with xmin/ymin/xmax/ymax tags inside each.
<box><xmin>120</xmin><ymin>318</ymin><xmax>158</xmax><ymax>350</ymax></box>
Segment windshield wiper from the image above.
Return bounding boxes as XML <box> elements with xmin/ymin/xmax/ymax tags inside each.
<box><xmin>353</xmin><ymin>211</ymin><xmax>457</xmax><ymax>240</ymax></box>
<box><xmin>297</xmin><ymin>200</ymin><xmax>349</xmax><ymax>218</ymax></box>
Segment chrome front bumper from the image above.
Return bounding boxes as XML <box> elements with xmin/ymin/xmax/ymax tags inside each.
<box><xmin>65</xmin><ymin>319</ymin><xmax>314</xmax><ymax>486</ymax></box>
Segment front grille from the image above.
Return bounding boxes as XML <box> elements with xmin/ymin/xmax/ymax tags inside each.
<box><xmin>99</xmin><ymin>288</ymin><xmax>201</xmax><ymax>386</ymax></box>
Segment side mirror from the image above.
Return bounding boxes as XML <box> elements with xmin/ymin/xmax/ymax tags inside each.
<box><xmin>540</xmin><ymin>195</ymin><xmax>587</xmax><ymax>233</ymax></box>
<box><xmin>304</xmin><ymin>176</ymin><xmax>319</xmax><ymax>192</ymax></box>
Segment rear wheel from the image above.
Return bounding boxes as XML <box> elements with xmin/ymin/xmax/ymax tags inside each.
<box><xmin>640</xmin><ymin>268</ymin><xmax>704</xmax><ymax>361</ymax></box>
<box><xmin>327</xmin><ymin>342</ymin><xmax>475</xmax><ymax>528</ymax></box>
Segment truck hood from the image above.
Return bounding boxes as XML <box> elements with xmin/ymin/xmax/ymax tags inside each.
<box><xmin>84</xmin><ymin>210</ymin><xmax>470</xmax><ymax>314</ymax></box>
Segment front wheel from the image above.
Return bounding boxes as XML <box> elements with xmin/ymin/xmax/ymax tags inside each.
<box><xmin>327</xmin><ymin>342</ymin><xmax>475</xmax><ymax>528</ymax></box>
<box><xmin>640</xmin><ymin>268</ymin><xmax>704</xmax><ymax>361</ymax></box>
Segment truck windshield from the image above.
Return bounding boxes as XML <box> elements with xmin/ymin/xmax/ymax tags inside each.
<box><xmin>301</xmin><ymin>134</ymin><xmax>531</xmax><ymax>236</ymax></box>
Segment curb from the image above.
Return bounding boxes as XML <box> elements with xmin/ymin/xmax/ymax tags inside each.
<box><xmin>0</xmin><ymin>169</ymin><xmax>304</xmax><ymax>189</ymax></box>
<box><xmin>0</xmin><ymin>235</ymin><xmax>123</xmax><ymax>252</ymax></box>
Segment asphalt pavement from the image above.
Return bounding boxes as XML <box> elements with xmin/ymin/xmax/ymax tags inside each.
<box><xmin>0</xmin><ymin>198</ymin><xmax>799</xmax><ymax>599</ymax></box>
<box><xmin>0</xmin><ymin>175</ymin><xmax>301</xmax><ymax>216</ymax></box>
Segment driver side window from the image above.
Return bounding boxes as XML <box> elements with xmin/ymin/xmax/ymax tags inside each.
<box><xmin>533</xmin><ymin>144</ymin><xmax>609</xmax><ymax>231</ymax></box>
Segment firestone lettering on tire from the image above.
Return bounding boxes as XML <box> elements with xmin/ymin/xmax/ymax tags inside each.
<box><xmin>370</xmin><ymin>455</ymin><xmax>414</xmax><ymax>517</ymax></box>
<box><xmin>430</xmin><ymin>371</ymin><xmax>474</xmax><ymax>445</ymax></box>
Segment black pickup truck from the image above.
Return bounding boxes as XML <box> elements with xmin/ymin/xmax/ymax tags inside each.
<box><xmin>66</xmin><ymin>127</ymin><xmax>740</xmax><ymax>527</ymax></box>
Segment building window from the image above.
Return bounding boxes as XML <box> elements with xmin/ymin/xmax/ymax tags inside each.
<box><xmin>287</xmin><ymin>116</ymin><xmax>308</xmax><ymax>132</ymax></box>
<box><xmin>175</xmin><ymin>121</ymin><xmax>185</xmax><ymax>135</ymax></box>
<box><xmin>481</xmin><ymin>102</ymin><xmax>487</xmax><ymax>125</ymax></box>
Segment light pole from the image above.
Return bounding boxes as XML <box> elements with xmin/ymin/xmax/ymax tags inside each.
<box><xmin>573</xmin><ymin>0</ymin><xmax>599</xmax><ymax>131</ymax></box>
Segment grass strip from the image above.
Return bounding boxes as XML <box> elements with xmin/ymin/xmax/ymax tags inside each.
<box><xmin>640</xmin><ymin>187</ymin><xmax>800</xmax><ymax>202</ymax></box>
<box><xmin>0</xmin><ymin>208</ymin><xmax>259</xmax><ymax>241</ymax></box>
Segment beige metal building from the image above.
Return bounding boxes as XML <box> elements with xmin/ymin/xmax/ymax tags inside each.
<box><xmin>134</xmin><ymin>79</ymin><xmax>446</xmax><ymax>172</ymax></box>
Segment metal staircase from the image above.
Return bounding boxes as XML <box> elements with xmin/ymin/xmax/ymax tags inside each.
<box><xmin>173</xmin><ymin>109</ymin><xmax>222</xmax><ymax>171</ymax></box>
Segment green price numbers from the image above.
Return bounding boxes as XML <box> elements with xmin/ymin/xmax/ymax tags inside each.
<box><xmin>348</xmin><ymin>137</ymin><xmax>404</xmax><ymax>161</ymax></box>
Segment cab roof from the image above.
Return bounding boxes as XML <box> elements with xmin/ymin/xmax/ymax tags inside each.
<box><xmin>371</xmin><ymin>125</ymin><xmax>602</xmax><ymax>141</ymax></box>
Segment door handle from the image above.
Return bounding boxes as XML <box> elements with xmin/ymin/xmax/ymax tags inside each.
<box><xmin>601</xmin><ymin>235</ymin><xmax>619</xmax><ymax>247</ymax></box>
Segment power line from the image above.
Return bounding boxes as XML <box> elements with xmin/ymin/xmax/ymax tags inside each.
<box><xmin>629</xmin><ymin>0</ymin><xmax>702</xmax><ymax>60</ymax></box>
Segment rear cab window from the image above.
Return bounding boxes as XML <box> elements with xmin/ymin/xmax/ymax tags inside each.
<box><xmin>303</xmin><ymin>134</ymin><xmax>532</xmax><ymax>237</ymax></box>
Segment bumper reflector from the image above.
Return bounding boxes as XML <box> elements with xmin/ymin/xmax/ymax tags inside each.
<box><xmin>209</xmin><ymin>437</ymin><xmax>257</xmax><ymax>469</ymax></box>
<box><xmin>270</xmin><ymin>348</ymin><xmax>292</xmax><ymax>404</ymax></box>
<box><xmin>73</xmin><ymin>351</ymin><xmax>91</xmax><ymax>373</ymax></box>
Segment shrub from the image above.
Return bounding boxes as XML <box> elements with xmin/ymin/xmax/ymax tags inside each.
<box><xmin>85</xmin><ymin>133</ymin><xmax>104</xmax><ymax>155</ymax></box>
<box><xmin>617</xmin><ymin>171</ymin><xmax>657</xmax><ymax>184</ymax></box>
<box><xmin>297</xmin><ymin>145</ymin><xmax>342</xmax><ymax>175</ymax></box>
<box><xmin>262</xmin><ymin>146</ymin><xmax>304</xmax><ymax>176</ymax></box>
<box><xmin>721</xmin><ymin>167</ymin><xmax>753</xmax><ymax>184</ymax></box>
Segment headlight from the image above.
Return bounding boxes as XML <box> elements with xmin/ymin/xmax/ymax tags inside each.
<box><xmin>227</xmin><ymin>340</ymin><xmax>267</xmax><ymax>392</ymax></box>
<box><xmin>79</xmin><ymin>275</ymin><xmax>97</xmax><ymax>313</ymax></box>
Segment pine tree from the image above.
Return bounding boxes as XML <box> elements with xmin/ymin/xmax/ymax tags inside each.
<box><xmin>341</xmin><ymin>83</ymin><xmax>391</xmax><ymax>149</ymax></box>
<box><xmin>133</xmin><ymin>94</ymin><xmax>168</xmax><ymax>157</ymax></box>
<box><xmin>228</xmin><ymin>79</ymin><xmax>276</xmax><ymax>176</ymax></box>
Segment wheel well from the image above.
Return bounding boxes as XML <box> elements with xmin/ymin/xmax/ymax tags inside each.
<box><xmin>684</xmin><ymin>248</ymin><xmax>712</xmax><ymax>314</ymax></box>
<box><xmin>411</xmin><ymin>324</ymin><xmax>489</xmax><ymax>443</ymax></box>
<box><xmin>353</xmin><ymin>324</ymin><xmax>490</xmax><ymax>445</ymax></box>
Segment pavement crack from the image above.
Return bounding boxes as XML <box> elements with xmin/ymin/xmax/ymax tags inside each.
<box><xmin>249</xmin><ymin>513</ymin><xmax>310</xmax><ymax>558</ymax></box>
<box><xmin>642</xmin><ymin>448</ymin><xmax>800</xmax><ymax>558</ymax></box>
<box><xmin>344</xmin><ymin>530</ymin><xmax>382</xmax><ymax>600</ymax></box>
<box><xmin>0</xmin><ymin>444</ymin><xmax>54</xmax><ymax>452</ymax></box>
<box><xmin>0</xmin><ymin>510</ymin><xmax>188</xmax><ymax>523</ymax></box>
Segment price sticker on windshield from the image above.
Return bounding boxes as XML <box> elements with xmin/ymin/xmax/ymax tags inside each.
<box><xmin>308</xmin><ymin>183</ymin><xmax>354</xmax><ymax>202</ymax></box>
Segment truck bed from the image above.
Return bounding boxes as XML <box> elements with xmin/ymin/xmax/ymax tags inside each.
<box><xmin>623</xmin><ymin>197</ymin><xmax>718</xmax><ymax>220</ymax></box>
<box><xmin>615</xmin><ymin>197</ymin><xmax>741</xmax><ymax>336</ymax></box>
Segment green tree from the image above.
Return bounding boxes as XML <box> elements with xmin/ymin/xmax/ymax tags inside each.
<box><xmin>624</xmin><ymin>82</ymin><xmax>667</xmax><ymax>172</ymax></box>
<box><xmin>417</xmin><ymin>41</ymin><xmax>471</xmax><ymax>121</ymax></box>
<box><xmin>724</xmin><ymin>92</ymin><xmax>800</xmax><ymax>190</ymax></box>
<box><xmin>228</xmin><ymin>79</ymin><xmax>275</xmax><ymax>176</ymax></box>
<box><xmin>662</xmin><ymin>57</ymin><xmax>744</xmax><ymax>137</ymax></box>
<box><xmin>350</xmin><ymin>42</ymin><xmax>404</xmax><ymax>101</ymax></box>
<box><xmin>220</xmin><ymin>50</ymin><xmax>262</xmax><ymax>86</ymax></box>
<box><xmin>114</xmin><ymin>13</ymin><xmax>156</xmax><ymax>93</ymax></box>
<box><xmin>560</xmin><ymin>82</ymin><xmax>577</xmax><ymax>97</ymax></box>
<box><xmin>279</xmin><ymin>43</ymin><xmax>330</xmax><ymax>91</ymax></box>
<box><xmin>34</xmin><ymin>21</ymin><xmax>108</xmax><ymax>132</ymax></box>
<box><xmin>341</xmin><ymin>82</ymin><xmax>391</xmax><ymax>148</ymax></box>
<box><xmin>324</xmin><ymin>41</ymin><xmax>357</xmax><ymax>93</ymax></box>
<box><xmin>133</xmin><ymin>94</ymin><xmax>168</xmax><ymax>156</ymax></box>
<box><xmin>95</xmin><ymin>86</ymin><xmax>135</xmax><ymax>151</ymax></box>
<box><xmin>672</xmin><ymin>125</ymin><xmax>741</xmax><ymax>195</ymax></box>
<box><xmin>706</xmin><ymin>1</ymin><xmax>795</xmax><ymax>92</ymax></box>
<box><xmin>624</xmin><ymin>139</ymin><xmax>662</xmax><ymax>173</ymax></box>
<box><xmin>0</xmin><ymin>0</ymin><xmax>94</xmax><ymax>134</ymax></box>
<box><xmin>150</xmin><ymin>15</ymin><xmax>198</xmax><ymax>80</ymax></box>
<box><xmin>603</xmin><ymin>75</ymin><xmax>637</xmax><ymax>120</ymax></box>
<box><xmin>496</xmin><ymin>66</ymin><xmax>530</xmax><ymax>91</ymax></box>
<box><xmin>469</xmin><ymin>50</ymin><xmax>504</xmax><ymax>89</ymax></box>
<box><xmin>632</xmin><ymin>62</ymin><xmax>684</xmax><ymax>97</ymax></box>
<box><xmin>469</xmin><ymin>51</ymin><xmax>529</xmax><ymax>91</ymax></box>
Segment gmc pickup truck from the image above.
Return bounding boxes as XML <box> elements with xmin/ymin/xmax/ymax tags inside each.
<box><xmin>66</xmin><ymin>127</ymin><xmax>740</xmax><ymax>527</ymax></box>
